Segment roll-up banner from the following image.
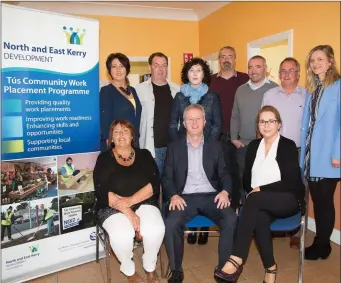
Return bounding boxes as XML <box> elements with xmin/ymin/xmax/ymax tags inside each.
<box><xmin>1</xmin><ymin>4</ymin><xmax>102</xmax><ymax>282</ymax></box>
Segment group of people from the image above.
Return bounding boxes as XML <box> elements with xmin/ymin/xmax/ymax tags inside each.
<box><xmin>94</xmin><ymin>44</ymin><xmax>340</xmax><ymax>283</ymax></box>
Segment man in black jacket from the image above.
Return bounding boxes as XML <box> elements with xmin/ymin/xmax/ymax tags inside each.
<box><xmin>162</xmin><ymin>104</ymin><xmax>237</xmax><ymax>283</ymax></box>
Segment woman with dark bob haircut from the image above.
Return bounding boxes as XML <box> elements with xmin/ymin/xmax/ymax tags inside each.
<box><xmin>168</xmin><ymin>57</ymin><xmax>222</xmax><ymax>243</ymax></box>
<box><xmin>99</xmin><ymin>53</ymin><xmax>142</xmax><ymax>152</ymax></box>
<box><xmin>169</xmin><ymin>57</ymin><xmax>222</xmax><ymax>141</ymax></box>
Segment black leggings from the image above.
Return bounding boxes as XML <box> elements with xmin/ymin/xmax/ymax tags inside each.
<box><xmin>232</xmin><ymin>191</ymin><xmax>299</xmax><ymax>268</ymax></box>
<box><xmin>309</xmin><ymin>178</ymin><xmax>339</xmax><ymax>244</ymax></box>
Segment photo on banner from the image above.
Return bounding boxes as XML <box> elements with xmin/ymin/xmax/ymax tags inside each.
<box><xmin>56</xmin><ymin>152</ymin><xmax>99</xmax><ymax>196</ymax></box>
<box><xmin>1</xmin><ymin>197</ymin><xmax>59</xmax><ymax>249</ymax></box>
<box><xmin>58</xmin><ymin>191</ymin><xmax>96</xmax><ymax>234</ymax></box>
<box><xmin>1</xmin><ymin>156</ymin><xmax>58</xmax><ymax>205</ymax></box>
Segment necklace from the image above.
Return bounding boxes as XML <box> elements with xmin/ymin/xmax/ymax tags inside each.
<box><xmin>119</xmin><ymin>86</ymin><xmax>131</xmax><ymax>96</ymax></box>
<box><xmin>117</xmin><ymin>149</ymin><xmax>135</xmax><ymax>162</ymax></box>
<box><xmin>113</xmin><ymin>83</ymin><xmax>131</xmax><ymax>96</ymax></box>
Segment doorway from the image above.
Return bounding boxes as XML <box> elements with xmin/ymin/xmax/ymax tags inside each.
<box><xmin>247</xmin><ymin>29</ymin><xmax>293</xmax><ymax>83</ymax></box>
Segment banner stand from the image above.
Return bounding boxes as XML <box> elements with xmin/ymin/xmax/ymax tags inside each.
<box><xmin>1</xmin><ymin>4</ymin><xmax>102</xmax><ymax>282</ymax></box>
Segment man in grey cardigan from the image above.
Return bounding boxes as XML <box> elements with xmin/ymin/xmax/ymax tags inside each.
<box><xmin>230</xmin><ymin>55</ymin><xmax>278</xmax><ymax>182</ymax></box>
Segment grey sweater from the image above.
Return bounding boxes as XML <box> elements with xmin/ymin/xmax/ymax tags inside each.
<box><xmin>230</xmin><ymin>81</ymin><xmax>278</xmax><ymax>145</ymax></box>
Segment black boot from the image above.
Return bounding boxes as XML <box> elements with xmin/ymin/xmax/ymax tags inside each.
<box><xmin>305</xmin><ymin>237</ymin><xmax>332</xmax><ymax>260</ymax></box>
<box><xmin>198</xmin><ymin>227</ymin><xmax>209</xmax><ymax>245</ymax></box>
<box><xmin>187</xmin><ymin>228</ymin><xmax>197</xmax><ymax>244</ymax></box>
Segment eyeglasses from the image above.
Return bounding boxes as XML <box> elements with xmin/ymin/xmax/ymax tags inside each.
<box><xmin>259</xmin><ymin>119</ymin><xmax>278</xmax><ymax>126</ymax></box>
<box><xmin>279</xmin><ymin>69</ymin><xmax>299</xmax><ymax>75</ymax></box>
<box><xmin>219</xmin><ymin>55</ymin><xmax>234</xmax><ymax>60</ymax></box>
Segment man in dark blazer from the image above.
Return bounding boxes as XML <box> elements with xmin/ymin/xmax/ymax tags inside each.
<box><xmin>162</xmin><ymin>104</ymin><xmax>237</xmax><ymax>283</ymax></box>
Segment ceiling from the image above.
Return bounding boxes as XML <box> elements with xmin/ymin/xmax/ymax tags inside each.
<box><xmin>92</xmin><ymin>1</ymin><xmax>230</xmax><ymax>19</ymax></box>
<box><xmin>96</xmin><ymin>1</ymin><xmax>226</xmax><ymax>9</ymax></box>
<box><xmin>10</xmin><ymin>1</ymin><xmax>230</xmax><ymax>21</ymax></box>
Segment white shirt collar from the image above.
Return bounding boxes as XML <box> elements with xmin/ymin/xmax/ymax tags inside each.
<box><xmin>247</xmin><ymin>77</ymin><xmax>271</xmax><ymax>90</ymax></box>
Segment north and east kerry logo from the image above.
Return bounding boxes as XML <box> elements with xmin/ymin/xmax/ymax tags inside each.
<box><xmin>63</xmin><ymin>26</ymin><xmax>86</xmax><ymax>45</ymax></box>
<box><xmin>29</xmin><ymin>245</ymin><xmax>39</xmax><ymax>253</ymax></box>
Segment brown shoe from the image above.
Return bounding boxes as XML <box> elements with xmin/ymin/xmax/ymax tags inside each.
<box><xmin>128</xmin><ymin>272</ymin><xmax>145</xmax><ymax>283</ymax></box>
<box><xmin>289</xmin><ymin>235</ymin><xmax>300</xmax><ymax>249</ymax></box>
<box><xmin>146</xmin><ymin>271</ymin><xmax>160</xmax><ymax>283</ymax></box>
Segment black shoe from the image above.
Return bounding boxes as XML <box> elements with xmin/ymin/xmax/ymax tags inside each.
<box><xmin>214</xmin><ymin>258</ymin><xmax>243</xmax><ymax>282</ymax></box>
<box><xmin>187</xmin><ymin>229</ymin><xmax>197</xmax><ymax>245</ymax></box>
<box><xmin>305</xmin><ymin>237</ymin><xmax>332</xmax><ymax>260</ymax></box>
<box><xmin>168</xmin><ymin>270</ymin><xmax>184</xmax><ymax>283</ymax></box>
<box><xmin>198</xmin><ymin>230</ymin><xmax>209</xmax><ymax>245</ymax></box>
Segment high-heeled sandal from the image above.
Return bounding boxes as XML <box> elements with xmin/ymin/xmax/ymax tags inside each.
<box><xmin>263</xmin><ymin>265</ymin><xmax>277</xmax><ymax>283</ymax></box>
<box><xmin>214</xmin><ymin>258</ymin><xmax>243</xmax><ymax>283</ymax></box>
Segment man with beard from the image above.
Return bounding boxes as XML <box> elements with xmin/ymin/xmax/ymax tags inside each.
<box><xmin>209</xmin><ymin>47</ymin><xmax>249</xmax><ymax>214</ymax></box>
<box><xmin>230</xmin><ymin>55</ymin><xmax>278</xmax><ymax>183</ymax></box>
<box><xmin>210</xmin><ymin>46</ymin><xmax>249</xmax><ymax>137</ymax></box>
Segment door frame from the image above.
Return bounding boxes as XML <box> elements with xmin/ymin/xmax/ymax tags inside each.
<box><xmin>128</xmin><ymin>56</ymin><xmax>172</xmax><ymax>81</ymax></box>
<box><xmin>247</xmin><ymin>29</ymin><xmax>294</xmax><ymax>68</ymax></box>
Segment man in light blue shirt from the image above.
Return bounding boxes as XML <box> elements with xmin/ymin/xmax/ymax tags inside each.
<box><xmin>261</xmin><ymin>57</ymin><xmax>308</xmax><ymax>249</ymax></box>
<box><xmin>261</xmin><ymin>57</ymin><xmax>308</xmax><ymax>148</ymax></box>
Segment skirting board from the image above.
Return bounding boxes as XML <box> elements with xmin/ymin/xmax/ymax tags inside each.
<box><xmin>308</xmin><ymin>217</ymin><xmax>340</xmax><ymax>245</ymax></box>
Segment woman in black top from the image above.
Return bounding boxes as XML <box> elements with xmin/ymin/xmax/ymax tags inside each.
<box><xmin>99</xmin><ymin>53</ymin><xmax>142</xmax><ymax>152</ymax></box>
<box><xmin>94</xmin><ymin>120</ymin><xmax>164</xmax><ymax>283</ymax></box>
<box><xmin>214</xmin><ymin>106</ymin><xmax>306</xmax><ymax>283</ymax></box>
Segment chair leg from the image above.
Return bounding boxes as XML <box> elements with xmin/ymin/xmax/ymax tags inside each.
<box><xmin>105</xmin><ymin>234</ymin><xmax>111</xmax><ymax>283</ymax></box>
<box><xmin>159</xmin><ymin>244</ymin><xmax>171</xmax><ymax>278</ymax></box>
<box><xmin>96</xmin><ymin>225</ymin><xmax>99</xmax><ymax>263</ymax></box>
<box><xmin>298</xmin><ymin>215</ymin><xmax>306</xmax><ymax>283</ymax></box>
<box><xmin>159</xmin><ymin>248</ymin><xmax>165</xmax><ymax>278</ymax></box>
<box><xmin>165</xmin><ymin>262</ymin><xmax>170</xmax><ymax>278</ymax></box>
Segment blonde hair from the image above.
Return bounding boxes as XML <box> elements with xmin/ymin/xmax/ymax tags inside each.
<box><xmin>306</xmin><ymin>45</ymin><xmax>340</xmax><ymax>94</ymax></box>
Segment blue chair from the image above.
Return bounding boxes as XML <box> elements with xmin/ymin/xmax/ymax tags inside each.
<box><xmin>270</xmin><ymin>212</ymin><xmax>306</xmax><ymax>283</ymax></box>
<box><xmin>185</xmin><ymin>215</ymin><xmax>216</xmax><ymax>229</ymax></box>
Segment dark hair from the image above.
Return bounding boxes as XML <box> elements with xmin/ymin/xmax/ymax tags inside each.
<box><xmin>249</xmin><ymin>55</ymin><xmax>267</xmax><ymax>65</ymax></box>
<box><xmin>66</xmin><ymin>157</ymin><xmax>73</xmax><ymax>162</ymax></box>
<box><xmin>148</xmin><ymin>52</ymin><xmax>168</xmax><ymax>65</ymax></box>
<box><xmin>181</xmin><ymin>57</ymin><xmax>212</xmax><ymax>85</ymax></box>
<box><xmin>279</xmin><ymin>57</ymin><xmax>300</xmax><ymax>71</ymax></box>
<box><xmin>108</xmin><ymin>119</ymin><xmax>137</xmax><ymax>149</ymax></box>
<box><xmin>105</xmin><ymin>53</ymin><xmax>131</xmax><ymax>79</ymax></box>
<box><xmin>256</xmin><ymin>105</ymin><xmax>282</xmax><ymax>125</ymax></box>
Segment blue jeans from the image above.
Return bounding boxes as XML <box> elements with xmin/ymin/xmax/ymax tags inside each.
<box><xmin>46</xmin><ymin>217</ymin><xmax>54</xmax><ymax>235</ymax></box>
<box><xmin>155</xmin><ymin>147</ymin><xmax>167</xmax><ymax>177</ymax></box>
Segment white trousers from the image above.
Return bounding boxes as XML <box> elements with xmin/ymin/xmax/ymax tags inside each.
<box><xmin>102</xmin><ymin>204</ymin><xmax>165</xmax><ymax>276</ymax></box>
